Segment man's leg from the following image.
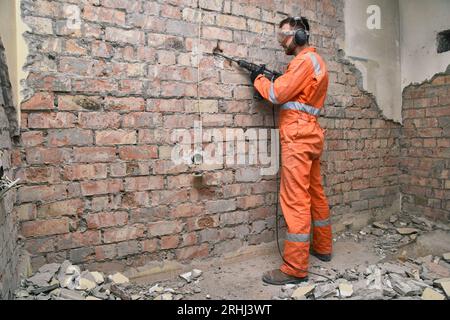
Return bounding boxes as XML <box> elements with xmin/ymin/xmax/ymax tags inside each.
<box><xmin>278</xmin><ymin>151</ymin><xmax>313</xmax><ymax>278</ymax></box>
<box><xmin>310</xmin><ymin>158</ymin><xmax>332</xmax><ymax>257</ymax></box>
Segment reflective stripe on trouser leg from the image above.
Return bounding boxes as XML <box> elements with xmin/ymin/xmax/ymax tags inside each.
<box><xmin>310</xmin><ymin>158</ymin><xmax>332</xmax><ymax>255</ymax></box>
<box><xmin>279</xmin><ymin>148</ymin><xmax>314</xmax><ymax>278</ymax></box>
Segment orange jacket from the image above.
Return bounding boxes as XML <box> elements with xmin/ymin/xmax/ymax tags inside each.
<box><xmin>254</xmin><ymin>47</ymin><xmax>328</xmax><ymax>120</ymax></box>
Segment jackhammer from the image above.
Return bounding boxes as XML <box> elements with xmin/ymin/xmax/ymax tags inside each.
<box><xmin>213</xmin><ymin>51</ymin><xmax>282</xmax><ymax>81</ymax></box>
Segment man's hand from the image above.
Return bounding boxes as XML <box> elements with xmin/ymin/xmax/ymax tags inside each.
<box><xmin>250</xmin><ymin>65</ymin><xmax>266</xmax><ymax>84</ymax></box>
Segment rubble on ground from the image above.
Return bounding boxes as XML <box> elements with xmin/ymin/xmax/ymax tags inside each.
<box><xmin>276</xmin><ymin>251</ymin><xmax>450</xmax><ymax>300</ymax></box>
<box><xmin>14</xmin><ymin>260</ymin><xmax>205</xmax><ymax>301</ymax></box>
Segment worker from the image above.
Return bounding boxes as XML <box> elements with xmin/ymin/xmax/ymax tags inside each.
<box><xmin>251</xmin><ymin>16</ymin><xmax>333</xmax><ymax>285</ymax></box>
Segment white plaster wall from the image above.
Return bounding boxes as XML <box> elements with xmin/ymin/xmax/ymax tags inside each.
<box><xmin>399</xmin><ymin>0</ymin><xmax>450</xmax><ymax>90</ymax></box>
<box><xmin>344</xmin><ymin>0</ymin><xmax>402</xmax><ymax>122</ymax></box>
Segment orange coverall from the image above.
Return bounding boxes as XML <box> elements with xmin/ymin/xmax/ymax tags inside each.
<box><xmin>254</xmin><ymin>47</ymin><xmax>332</xmax><ymax>278</ymax></box>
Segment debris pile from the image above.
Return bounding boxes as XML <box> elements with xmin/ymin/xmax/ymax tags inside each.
<box><xmin>14</xmin><ymin>260</ymin><xmax>206</xmax><ymax>300</ymax></box>
<box><xmin>335</xmin><ymin>214</ymin><xmax>450</xmax><ymax>258</ymax></box>
<box><xmin>276</xmin><ymin>252</ymin><xmax>450</xmax><ymax>300</ymax></box>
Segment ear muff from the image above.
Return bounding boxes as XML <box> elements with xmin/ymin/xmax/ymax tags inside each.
<box><xmin>292</xmin><ymin>16</ymin><xmax>309</xmax><ymax>46</ymax></box>
<box><xmin>294</xmin><ymin>28</ymin><xmax>309</xmax><ymax>46</ymax></box>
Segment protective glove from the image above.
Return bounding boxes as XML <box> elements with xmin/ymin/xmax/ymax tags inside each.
<box><xmin>250</xmin><ymin>65</ymin><xmax>266</xmax><ymax>84</ymax></box>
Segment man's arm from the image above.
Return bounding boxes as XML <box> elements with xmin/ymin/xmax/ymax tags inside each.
<box><xmin>253</xmin><ymin>58</ymin><xmax>312</xmax><ymax>105</ymax></box>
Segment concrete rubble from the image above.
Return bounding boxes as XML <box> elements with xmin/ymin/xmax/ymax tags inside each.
<box><xmin>14</xmin><ymin>261</ymin><xmax>205</xmax><ymax>301</ymax></box>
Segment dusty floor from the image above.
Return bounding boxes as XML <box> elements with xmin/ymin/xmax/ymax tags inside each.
<box><xmin>127</xmin><ymin>214</ymin><xmax>450</xmax><ymax>300</ymax></box>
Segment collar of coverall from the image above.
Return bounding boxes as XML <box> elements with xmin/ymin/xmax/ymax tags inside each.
<box><xmin>295</xmin><ymin>46</ymin><xmax>316</xmax><ymax>57</ymax></box>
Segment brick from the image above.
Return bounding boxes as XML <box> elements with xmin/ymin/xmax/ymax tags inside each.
<box><xmin>216</xmin><ymin>14</ymin><xmax>247</xmax><ymax>30</ymax></box>
<box><xmin>95</xmin><ymin>130</ymin><xmax>137</xmax><ymax>145</ymax></box>
<box><xmin>17</xmin><ymin>166</ymin><xmax>60</xmax><ymax>184</ymax></box>
<box><xmin>117</xmin><ymin>240</ymin><xmax>140</xmax><ymax>257</ymax></box>
<box><xmin>176</xmin><ymin>243</ymin><xmax>209</xmax><ymax>260</ymax></box>
<box><xmin>47</xmin><ymin>128</ymin><xmax>93</xmax><ymax>146</ymax></box>
<box><xmin>119</xmin><ymin>146</ymin><xmax>158</xmax><ymax>160</ymax></box>
<box><xmin>58</xmin><ymin>95</ymin><xmax>101</xmax><ymax>111</ymax></box>
<box><xmin>141</xmin><ymin>239</ymin><xmax>158</xmax><ymax>253</ymax></box>
<box><xmin>80</xmin><ymin>179</ymin><xmax>123</xmax><ymax>196</ymax></box>
<box><xmin>28</xmin><ymin>112</ymin><xmax>76</xmax><ymax>129</ymax></box>
<box><xmin>21</xmin><ymin>92</ymin><xmax>54</xmax><ymax>110</ymax></box>
<box><xmin>206</xmin><ymin>199</ymin><xmax>236</xmax><ymax>214</ymax></box>
<box><xmin>105</xmin><ymin>97</ymin><xmax>145</xmax><ymax>112</ymax></box>
<box><xmin>124</xmin><ymin>176</ymin><xmax>164</xmax><ymax>191</ymax></box>
<box><xmin>148</xmin><ymin>220</ymin><xmax>184</xmax><ymax>236</ymax></box>
<box><xmin>56</xmin><ymin>230</ymin><xmax>101</xmax><ymax>250</ymax></box>
<box><xmin>18</xmin><ymin>185</ymin><xmax>66</xmax><ymax>203</ymax></box>
<box><xmin>73</xmin><ymin>147</ymin><xmax>116</xmax><ymax>163</ymax></box>
<box><xmin>26</xmin><ymin>146</ymin><xmax>70</xmax><ymax>164</ymax></box>
<box><xmin>83</xmin><ymin>5</ymin><xmax>126</xmax><ymax>25</ymax></box>
<box><xmin>95</xmin><ymin>244</ymin><xmax>117</xmax><ymax>260</ymax></box>
<box><xmin>37</xmin><ymin>199</ymin><xmax>84</xmax><ymax>218</ymax></box>
<box><xmin>86</xmin><ymin>211</ymin><xmax>128</xmax><ymax>229</ymax></box>
<box><xmin>122</xmin><ymin>112</ymin><xmax>161</xmax><ymax>128</ymax></box>
<box><xmin>21</xmin><ymin>218</ymin><xmax>69</xmax><ymax>237</ymax></box>
<box><xmin>72</xmin><ymin>79</ymin><xmax>117</xmax><ymax>93</ymax></box>
<box><xmin>161</xmin><ymin>235</ymin><xmax>179</xmax><ymax>249</ymax></box>
<box><xmin>237</xmin><ymin>195</ymin><xmax>265</xmax><ymax>210</ymax></box>
<box><xmin>202</xmin><ymin>26</ymin><xmax>232</xmax><ymax>41</ymax></box>
<box><xmin>103</xmin><ymin>225</ymin><xmax>146</xmax><ymax>243</ymax></box>
<box><xmin>63</xmin><ymin>164</ymin><xmax>108</xmax><ymax>181</ymax></box>
<box><xmin>15</xmin><ymin>204</ymin><xmax>37</xmax><ymax>222</ymax></box>
<box><xmin>79</xmin><ymin>112</ymin><xmax>121</xmax><ymax>129</ymax></box>
<box><xmin>21</xmin><ymin>131</ymin><xmax>44</xmax><ymax>147</ymax></box>
<box><xmin>105</xmin><ymin>27</ymin><xmax>145</xmax><ymax>45</ymax></box>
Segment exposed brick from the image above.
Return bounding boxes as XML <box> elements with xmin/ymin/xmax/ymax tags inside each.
<box><xmin>103</xmin><ymin>225</ymin><xmax>146</xmax><ymax>243</ymax></box>
<box><xmin>119</xmin><ymin>146</ymin><xmax>158</xmax><ymax>160</ymax></box>
<box><xmin>148</xmin><ymin>220</ymin><xmax>184</xmax><ymax>236</ymax></box>
<box><xmin>28</xmin><ymin>112</ymin><xmax>76</xmax><ymax>129</ymax></box>
<box><xmin>21</xmin><ymin>218</ymin><xmax>69</xmax><ymax>237</ymax></box>
<box><xmin>80</xmin><ymin>179</ymin><xmax>123</xmax><ymax>196</ymax></box>
<box><xmin>21</xmin><ymin>92</ymin><xmax>54</xmax><ymax>110</ymax></box>
<box><xmin>37</xmin><ymin>199</ymin><xmax>84</xmax><ymax>218</ymax></box>
<box><xmin>86</xmin><ymin>211</ymin><xmax>128</xmax><ymax>229</ymax></box>
<box><xmin>95</xmin><ymin>130</ymin><xmax>137</xmax><ymax>145</ymax></box>
<box><xmin>124</xmin><ymin>176</ymin><xmax>164</xmax><ymax>191</ymax></box>
<box><xmin>63</xmin><ymin>164</ymin><xmax>108</xmax><ymax>181</ymax></box>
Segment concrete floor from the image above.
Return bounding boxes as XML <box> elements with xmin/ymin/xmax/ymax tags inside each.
<box><xmin>129</xmin><ymin>236</ymin><xmax>384</xmax><ymax>300</ymax></box>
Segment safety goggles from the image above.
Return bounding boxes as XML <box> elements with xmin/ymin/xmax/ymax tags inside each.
<box><xmin>277</xmin><ymin>30</ymin><xmax>296</xmax><ymax>43</ymax></box>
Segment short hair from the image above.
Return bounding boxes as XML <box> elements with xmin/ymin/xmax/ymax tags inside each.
<box><xmin>279</xmin><ymin>16</ymin><xmax>310</xmax><ymax>32</ymax></box>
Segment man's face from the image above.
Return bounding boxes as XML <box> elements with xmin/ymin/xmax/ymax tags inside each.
<box><xmin>277</xmin><ymin>24</ymin><xmax>295</xmax><ymax>55</ymax></box>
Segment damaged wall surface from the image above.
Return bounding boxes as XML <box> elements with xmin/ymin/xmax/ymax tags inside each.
<box><xmin>0</xmin><ymin>36</ymin><xmax>22</xmax><ymax>300</ymax></box>
<box><xmin>400</xmin><ymin>72</ymin><xmax>450</xmax><ymax>222</ymax></box>
<box><xmin>12</xmin><ymin>0</ymin><xmax>402</xmax><ymax>275</ymax></box>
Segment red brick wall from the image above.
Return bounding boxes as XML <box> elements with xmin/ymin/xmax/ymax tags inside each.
<box><xmin>15</xmin><ymin>0</ymin><xmax>401</xmax><ymax>272</ymax></box>
<box><xmin>400</xmin><ymin>72</ymin><xmax>450</xmax><ymax>222</ymax></box>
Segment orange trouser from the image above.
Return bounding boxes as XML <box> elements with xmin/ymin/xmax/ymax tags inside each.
<box><xmin>278</xmin><ymin>111</ymin><xmax>332</xmax><ymax>278</ymax></box>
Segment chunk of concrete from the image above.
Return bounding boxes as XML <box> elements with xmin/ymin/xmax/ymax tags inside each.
<box><xmin>338</xmin><ymin>283</ymin><xmax>353</xmax><ymax>298</ymax></box>
<box><xmin>421</xmin><ymin>288</ymin><xmax>445</xmax><ymax>300</ymax></box>
<box><xmin>438</xmin><ymin>281</ymin><xmax>450</xmax><ymax>298</ymax></box>
<box><xmin>38</xmin><ymin>263</ymin><xmax>61</xmax><ymax>277</ymax></box>
<box><xmin>77</xmin><ymin>278</ymin><xmax>96</xmax><ymax>291</ymax></box>
<box><xmin>89</xmin><ymin>271</ymin><xmax>104</xmax><ymax>284</ymax></box>
<box><xmin>60</xmin><ymin>288</ymin><xmax>85</xmax><ymax>300</ymax></box>
<box><xmin>442</xmin><ymin>253</ymin><xmax>450</xmax><ymax>263</ymax></box>
<box><xmin>396</xmin><ymin>228</ymin><xmax>419</xmax><ymax>235</ymax></box>
<box><xmin>179</xmin><ymin>271</ymin><xmax>193</xmax><ymax>282</ymax></box>
<box><xmin>108</xmin><ymin>272</ymin><xmax>129</xmax><ymax>285</ymax></box>
<box><xmin>27</xmin><ymin>272</ymin><xmax>53</xmax><ymax>287</ymax></box>
<box><xmin>291</xmin><ymin>285</ymin><xmax>315</xmax><ymax>299</ymax></box>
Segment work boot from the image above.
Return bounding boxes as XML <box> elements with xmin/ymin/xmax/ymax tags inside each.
<box><xmin>310</xmin><ymin>250</ymin><xmax>332</xmax><ymax>262</ymax></box>
<box><xmin>262</xmin><ymin>269</ymin><xmax>308</xmax><ymax>286</ymax></box>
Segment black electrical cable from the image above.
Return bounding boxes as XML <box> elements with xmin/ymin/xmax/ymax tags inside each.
<box><xmin>272</xmin><ymin>106</ymin><xmax>335</xmax><ymax>283</ymax></box>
